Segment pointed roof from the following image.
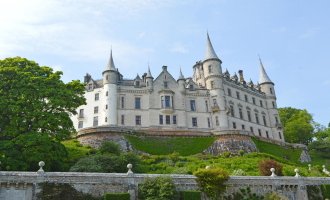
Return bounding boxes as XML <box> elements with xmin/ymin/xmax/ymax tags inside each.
<box><xmin>135</xmin><ymin>73</ymin><xmax>141</xmax><ymax>80</ymax></box>
<box><xmin>204</xmin><ymin>33</ymin><xmax>219</xmax><ymax>61</ymax></box>
<box><xmin>259</xmin><ymin>58</ymin><xmax>273</xmax><ymax>84</ymax></box>
<box><xmin>178</xmin><ymin>68</ymin><xmax>185</xmax><ymax>80</ymax></box>
<box><xmin>146</xmin><ymin>64</ymin><xmax>153</xmax><ymax>78</ymax></box>
<box><xmin>106</xmin><ymin>49</ymin><xmax>116</xmax><ymax>71</ymax></box>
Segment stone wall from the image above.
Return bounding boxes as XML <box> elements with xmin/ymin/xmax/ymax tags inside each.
<box><xmin>1</xmin><ymin>170</ymin><xmax>330</xmax><ymax>200</ymax></box>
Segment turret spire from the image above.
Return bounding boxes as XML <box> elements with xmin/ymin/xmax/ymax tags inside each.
<box><xmin>106</xmin><ymin>48</ymin><xmax>116</xmax><ymax>71</ymax></box>
<box><xmin>178</xmin><ymin>67</ymin><xmax>185</xmax><ymax>80</ymax></box>
<box><xmin>259</xmin><ymin>57</ymin><xmax>273</xmax><ymax>84</ymax></box>
<box><xmin>146</xmin><ymin>63</ymin><xmax>153</xmax><ymax>78</ymax></box>
<box><xmin>204</xmin><ymin>33</ymin><xmax>219</xmax><ymax>61</ymax></box>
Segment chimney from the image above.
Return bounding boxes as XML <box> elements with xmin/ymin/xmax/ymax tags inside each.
<box><xmin>162</xmin><ymin>66</ymin><xmax>167</xmax><ymax>71</ymax></box>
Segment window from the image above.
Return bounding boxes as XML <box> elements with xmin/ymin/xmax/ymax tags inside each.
<box><xmin>255</xmin><ymin>113</ymin><xmax>259</xmax><ymax>124</ymax></box>
<box><xmin>94</xmin><ymin>106</ymin><xmax>98</xmax><ymax>114</ymax></box>
<box><xmin>270</xmin><ymin>88</ymin><xmax>273</xmax><ymax>94</ymax></box>
<box><xmin>258</xmin><ymin>129</ymin><xmax>261</xmax><ymax>136</ymax></box>
<box><xmin>106</xmin><ymin>104</ymin><xmax>108</xmax><ymax>109</ymax></box>
<box><xmin>173</xmin><ymin>116</ymin><xmax>177</xmax><ymax>124</ymax></box>
<box><xmin>105</xmin><ymin>117</ymin><xmax>107</xmax><ymax>122</ymax></box>
<box><xmin>79</xmin><ymin>109</ymin><xmax>84</xmax><ymax>118</ymax></box>
<box><xmin>279</xmin><ymin>132</ymin><xmax>282</xmax><ymax>139</ymax></box>
<box><xmin>93</xmin><ymin>117</ymin><xmax>98</xmax><ymax>126</ymax></box>
<box><xmin>205</xmin><ymin>101</ymin><xmax>208</xmax><ymax>112</ymax></box>
<box><xmin>247</xmin><ymin>111</ymin><xmax>251</xmax><ymax>122</ymax></box>
<box><xmin>172</xmin><ymin>97</ymin><xmax>174</xmax><ymax>108</ymax></box>
<box><xmin>106</xmin><ymin>75</ymin><xmax>108</xmax><ymax>80</ymax></box>
<box><xmin>236</xmin><ymin>92</ymin><xmax>240</xmax><ymax>99</ymax></box>
<box><xmin>272</xmin><ymin>101</ymin><xmax>275</xmax><ymax>108</ymax></box>
<box><xmin>78</xmin><ymin>121</ymin><xmax>83</xmax><ymax>128</ymax></box>
<box><xmin>216</xmin><ymin>116</ymin><xmax>219</xmax><ymax>126</ymax></box>
<box><xmin>136</xmin><ymin>116</ymin><xmax>141</xmax><ymax>125</ymax></box>
<box><xmin>121</xmin><ymin>97</ymin><xmax>124</xmax><ymax>108</ymax></box>
<box><xmin>228</xmin><ymin>88</ymin><xmax>232</xmax><ymax>96</ymax></box>
<box><xmin>208</xmin><ymin>65</ymin><xmax>212</xmax><ymax>73</ymax></box>
<box><xmin>260</xmin><ymin>100</ymin><xmax>263</xmax><ymax>107</ymax></box>
<box><xmin>250</xmin><ymin>127</ymin><xmax>254</xmax><ymax>133</ymax></box>
<box><xmin>190</xmin><ymin>100</ymin><xmax>196</xmax><ymax>111</ymax></box>
<box><xmin>166</xmin><ymin>115</ymin><xmax>170</xmax><ymax>124</ymax></box>
<box><xmin>230</xmin><ymin>105</ymin><xmax>234</xmax><ymax>117</ymax></box>
<box><xmin>211</xmin><ymin>81</ymin><xmax>214</xmax><ymax>88</ymax></box>
<box><xmin>252</xmin><ymin>97</ymin><xmax>256</xmax><ymax>105</ymax></box>
<box><xmin>165</xmin><ymin>96</ymin><xmax>170</xmax><ymax>107</ymax></box>
<box><xmin>95</xmin><ymin>93</ymin><xmax>99</xmax><ymax>101</ymax></box>
<box><xmin>263</xmin><ymin>116</ymin><xmax>267</xmax><ymax>126</ymax></box>
<box><xmin>159</xmin><ymin>115</ymin><xmax>163</xmax><ymax>124</ymax></box>
<box><xmin>239</xmin><ymin>108</ymin><xmax>243</xmax><ymax>119</ymax></box>
<box><xmin>89</xmin><ymin>84</ymin><xmax>93</xmax><ymax>90</ymax></box>
<box><xmin>106</xmin><ymin>91</ymin><xmax>108</xmax><ymax>96</ymax></box>
<box><xmin>266</xmin><ymin>131</ymin><xmax>269</xmax><ymax>138</ymax></box>
<box><xmin>164</xmin><ymin>82</ymin><xmax>168</xmax><ymax>88</ymax></box>
<box><xmin>189</xmin><ymin>85</ymin><xmax>194</xmax><ymax>90</ymax></box>
<box><xmin>135</xmin><ymin>81</ymin><xmax>140</xmax><ymax>87</ymax></box>
<box><xmin>147</xmin><ymin>82</ymin><xmax>149</xmax><ymax>86</ymax></box>
<box><xmin>245</xmin><ymin>95</ymin><xmax>248</xmax><ymax>102</ymax></box>
<box><xmin>161</xmin><ymin>96</ymin><xmax>164</xmax><ymax>108</ymax></box>
<box><xmin>242</xmin><ymin>125</ymin><xmax>245</xmax><ymax>130</ymax></box>
<box><xmin>121</xmin><ymin>115</ymin><xmax>124</xmax><ymax>125</ymax></box>
<box><xmin>207</xmin><ymin>118</ymin><xmax>211</xmax><ymax>127</ymax></box>
<box><xmin>213</xmin><ymin>99</ymin><xmax>217</xmax><ymax>107</ymax></box>
<box><xmin>192</xmin><ymin>118</ymin><xmax>197</xmax><ymax>126</ymax></box>
<box><xmin>275</xmin><ymin>117</ymin><xmax>279</xmax><ymax>124</ymax></box>
<box><xmin>233</xmin><ymin>122</ymin><xmax>236</xmax><ymax>129</ymax></box>
<box><xmin>135</xmin><ymin>98</ymin><xmax>141</xmax><ymax>109</ymax></box>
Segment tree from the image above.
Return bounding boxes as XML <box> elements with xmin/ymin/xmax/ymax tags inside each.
<box><xmin>278</xmin><ymin>107</ymin><xmax>314</xmax><ymax>144</ymax></box>
<box><xmin>0</xmin><ymin>57</ymin><xmax>86</xmax><ymax>171</ymax></box>
<box><xmin>99</xmin><ymin>141</ymin><xmax>121</xmax><ymax>156</ymax></box>
<box><xmin>138</xmin><ymin>175</ymin><xmax>177</xmax><ymax>200</ymax></box>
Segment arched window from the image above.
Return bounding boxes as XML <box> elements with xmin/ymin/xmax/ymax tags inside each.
<box><xmin>106</xmin><ymin>91</ymin><xmax>108</xmax><ymax>96</ymax></box>
<box><xmin>105</xmin><ymin>117</ymin><xmax>107</xmax><ymax>122</ymax></box>
<box><xmin>106</xmin><ymin>75</ymin><xmax>108</xmax><ymax>80</ymax></box>
<box><xmin>106</xmin><ymin>105</ymin><xmax>108</xmax><ymax>109</ymax></box>
<box><xmin>208</xmin><ymin>65</ymin><xmax>212</xmax><ymax>73</ymax></box>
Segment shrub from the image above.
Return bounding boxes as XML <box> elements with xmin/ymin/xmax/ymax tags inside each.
<box><xmin>175</xmin><ymin>161</ymin><xmax>183</xmax><ymax>167</ymax></box>
<box><xmin>141</xmin><ymin>154</ymin><xmax>150</xmax><ymax>160</ymax></box>
<box><xmin>117</xmin><ymin>152</ymin><xmax>142</xmax><ymax>173</ymax></box>
<box><xmin>142</xmin><ymin>159</ymin><xmax>156</xmax><ymax>165</ymax></box>
<box><xmin>193</xmin><ymin>168</ymin><xmax>229</xmax><ymax>199</ymax></box>
<box><xmin>238</xmin><ymin>150</ymin><xmax>244</xmax><ymax>157</ymax></box>
<box><xmin>307</xmin><ymin>185</ymin><xmax>322</xmax><ymax>200</ymax></box>
<box><xmin>104</xmin><ymin>193</ymin><xmax>130</xmax><ymax>200</ymax></box>
<box><xmin>181</xmin><ymin>191</ymin><xmax>201</xmax><ymax>200</ymax></box>
<box><xmin>99</xmin><ymin>141</ymin><xmax>121</xmax><ymax>156</ymax></box>
<box><xmin>321</xmin><ymin>184</ymin><xmax>330</xmax><ymax>199</ymax></box>
<box><xmin>258</xmin><ymin>159</ymin><xmax>283</xmax><ymax>176</ymax></box>
<box><xmin>232</xmin><ymin>169</ymin><xmax>246</xmax><ymax>176</ymax></box>
<box><xmin>172</xmin><ymin>167</ymin><xmax>189</xmax><ymax>174</ymax></box>
<box><xmin>223</xmin><ymin>151</ymin><xmax>231</xmax><ymax>158</ymax></box>
<box><xmin>138</xmin><ymin>175</ymin><xmax>177</xmax><ymax>200</ymax></box>
<box><xmin>69</xmin><ymin>156</ymin><xmax>103</xmax><ymax>173</ymax></box>
<box><xmin>89</xmin><ymin>149</ymin><xmax>98</xmax><ymax>154</ymax></box>
<box><xmin>265</xmin><ymin>192</ymin><xmax>288</xmax><ymax>200</ymax></box>
<box><xmin>168</xmin><ymin>151</ymin><xmax>180</xmax><ymax>162</ymax></box>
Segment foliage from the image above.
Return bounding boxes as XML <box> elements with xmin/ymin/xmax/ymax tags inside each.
<box><xmin>258</xmin><ymin>159</ymin><xmax>283</xmax><ymax>176</ymax></box>
<box><xmin>138</xmin><ymin>175</ymin><xmax>177</xmax><ymax>200</ymax></box>
<box><xmin>168</xmin><ymin>151</ymin><xmax>180</xmax><ymax>162</ymax></box>
<box><xmin>181</xmin><ymin>191</ymin><xmax>201</xmax><ymax>200</ymax></box>
<box><xmin>321</xmin><ymin>184</ymin><xmax>330</xmax><ymax>199</ymax></box>
<box><xmin>37</xmin><ymin>182</ymin><xmax>102</xmax><ymax>200</ymax></box>
<box><xmin>104</xmin><ymin>193</ymin><xmax>130</xmax><ymax>200</ymax></box>
<box><xmin>224</xmin><ymin>187</ymin><xmax>264</xmax><ymax>200</ymax></box>
<box><xmin>278</xmin><ymin>107</ymin><xmax>314</xmax><ymax>145</ymax></box>
<box><xmin>0</xmin><ymin>57</ymin><xmax>86</xmax><ymax>171</ymax></box>
<box><xmin>306</xmin><ymin>185</ymin><xmax>323</xmax><ymax>200</ymax></box>
<box><xmin>309</xmin><ymin>140</ymin><xmax>330</xmax><ymax>155</ymax></box>
<box><xmin>123</xmin><ymin>135</ymin><xmax>217</xmax><ymax>155</ymax></box>
<box><xmin>99</xmin><ymin>141</ymin><xmax>121</xmax><ymax>156</ymax></box>
<box><xmin>175</xmin><ymin>161</ymin><xmax>183</xmax><ymax>167</ymax></box>
<box><xmin>172</xmin><ymin>167</ymin><xmax>189</xmax><ymax>174</ymax></box>
<box><xmin>193</xmin><ymin>168</ymin><xmax>229</xmax><ymax>199</ymax></box>
<box><xmin>223</xmin><ymin>151</ymin><xmax>231</xmax><ymax>158</ymax></box>
<box><xmin>238</xmin><ymin>150</ymin><xmax>244</xmax><ymax>156</ymax></box>
<box><xmin>265</xmin><ymin>192</ymin><xmax>288</xmax><ymax>200</ymax></box>
<box><xmin>232</xmin><ymin>169</ymin><xmax>246</xmax><ymax>176</ymax></box>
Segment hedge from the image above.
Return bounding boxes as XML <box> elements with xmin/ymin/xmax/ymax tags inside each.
<box><xmin>181</xmin><ymin>191</ymin><xmax>201</xmax><ymax>200</ymax></box>
<box><xmin>322</xmin><ymin>184</ymin><xmax>330</xmax><ymax>199</ymax></box>
<box><xmin>104</xmin><ymin>193</ymin><xmax>130</xmax><ymax>200</ymax></box>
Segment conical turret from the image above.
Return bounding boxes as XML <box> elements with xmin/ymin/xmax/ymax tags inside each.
<box><xmin>204</xmin><ymin>33</ymin><xmax>219</xmax><ymax>61</ymax></box>
<box><xmin>105</xmin><ymin>49</ymin><xmax>116</xmax><ymax>71</ymax></box>
<box><xmin>146</xmin><ymin>65</ymin><xmax>153</xmax><ymax>78</ymax></box>
<box><xmin>178</xmin><ymin>68</ymin><xmax>185</xmax><ymax>80</ymax></box>
<box><xmin>259</xmin><ymin>58</ymin><xmax>273</xmax><ymax>84</ymax></box>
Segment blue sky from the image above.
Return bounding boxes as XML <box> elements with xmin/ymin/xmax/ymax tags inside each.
<box><xmin>1</xmin><ymin>0</ymin><xmax>329</xmax><ymax>126</ymax></box>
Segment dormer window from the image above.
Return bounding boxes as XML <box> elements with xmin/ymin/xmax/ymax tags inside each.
<box><xmin>189</xmin><ymin>85</ymin><xmax>193</xmax><ymax>90</ymax></box>
<box><xmin>164</xmin><ymin>82</ymin><xmax>168</xmax><ymax>88</ymax></box>
<box><xmin>88</xmin><ymin>84</ymin><xmax>93</xmax><ymax>90</ymax></box>
<box><xmin>208</xmin><ymin>65</ymin><xmax>212</xmax><ymax>73</ymax></box>
<box><xmin>136</xmin><ymin>81</ymin><xmax>140</xmax><ymax>87</ymax></box>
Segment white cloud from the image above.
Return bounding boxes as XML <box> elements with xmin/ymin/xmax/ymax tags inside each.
<box><xmin>52</xmin><ymin>65</ymin><xmax>63</xmax><ymax>72</ymax></box>
<box><xmin>300</xmin><ymin>29</ymin><xmax>316</xmax><ymax>39</ymax></box>
<box><xmin>323</xmin><ymin>80</ymin><xmax>330</xmax><ymax>85</ymax></box>
<box><xmin>170</xmin><ymin>42</ymin><xmax>188</xmax><ymax>53</ymax></box>
<box><xmin>138</xmin><ymin>32</ymin><xmax>146</xmax><ymax>39</ymax></box>
<box><xmin>273</xmin><ymin>27</ymin><xmax>286</xmax><ymax>33</ymax></box>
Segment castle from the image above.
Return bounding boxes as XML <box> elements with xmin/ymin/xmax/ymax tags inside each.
<box><xmin>70</xmin><ymin>33</ymin><xmax>284</xmax><ymax>142</ymax></box>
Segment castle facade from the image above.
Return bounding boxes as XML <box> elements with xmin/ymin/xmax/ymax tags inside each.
<box><xmin>71</xmin><ymin>34</ymin><xmax>284</xmax><ymax>142</ymax></box>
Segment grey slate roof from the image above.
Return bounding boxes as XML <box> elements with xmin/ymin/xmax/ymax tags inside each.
<box><xmin>146</xmin><ymin>66</ymin><xmax>153</xmax><ymax>78</ymax></box>
<box><xmin>106</xmin><ymin>49</ymin><xmax>116</xmax><ymax>71</ymax></box>
<box><xmin>204</xmin><ymin>33</ymin><xmax>219</xmax><ymax>61</ymax></box>
<box><xmin>259</xmin><ymin>58</ymin><xmax>273</xmax><ymax>84</ymax></box>
<box><xmin>178</xmin><ymin>68</ymin><xmax>185</xmax><ymax>80</ymax></box>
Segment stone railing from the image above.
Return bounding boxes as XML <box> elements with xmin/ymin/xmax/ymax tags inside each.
<box><xmin>1</xmin><ymin>163</ymin><xmax>330</xmax><ymax>200</ymax></box>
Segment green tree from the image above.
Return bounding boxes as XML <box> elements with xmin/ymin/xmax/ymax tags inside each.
<box><xmin>138</xmin><ymin>175</ymin><xmax>177</xmax><ymax>200</ymax></box>
<box><xmin>278</xmin><ymin>107</ymin><xmax>314</xmax><ymax>144</ymax></box>
<box><xmin>99</xmin><ymin>141</ymin><xmax>121</xmax><ymax>156</ymax></box>
<box><xmin>0</xmin><ymin>57</ymin><xmax>86</xmax><ymax>171</ymax></box>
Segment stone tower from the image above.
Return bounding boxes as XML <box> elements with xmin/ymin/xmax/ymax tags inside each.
<box><xmin>259</xmin><ymin>58</ymin><xmax>284</xmax><ymax>141</ymax></box>
<box><xmin>146</xmin><ymin>66</ymin><xmax>153</xmax><ymax>90</ymax></box>
<box><xmin>202</xmin><ymin>33</ymin><xmax>229</xmax><ymax>129</ymax></box>
<box><xmin>102</xmin><ymin>49</ymin><xmax>118</xmax><ymax>126</ymax></box>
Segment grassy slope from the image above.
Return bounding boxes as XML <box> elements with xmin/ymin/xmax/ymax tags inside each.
<box><xmin>123</xmin><ymin>135</ymin><xmax>218</xmax><ymax>156</ymax></box>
